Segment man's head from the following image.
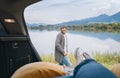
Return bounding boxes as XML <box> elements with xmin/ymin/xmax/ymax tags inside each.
<box><xmin>61</xmin><ymin>26</ymin><xmax>67</xmax><ymax>34</ymax></box>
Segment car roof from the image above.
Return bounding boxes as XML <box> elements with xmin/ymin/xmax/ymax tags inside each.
<box><xmin>0</xmin><ymin>0</ymin><xmax>41</xmax><ymax>13</ymax></box>
<box><xmin>0</xmin><ymin>0</ymin><xmax>41</xmax><ymax>35</ymax></box>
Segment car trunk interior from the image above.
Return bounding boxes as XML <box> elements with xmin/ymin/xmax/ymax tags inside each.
<box><xmin>0</xmin><ymin>0</ymin><xmax>42</xmax><ymax>78</ymax></box>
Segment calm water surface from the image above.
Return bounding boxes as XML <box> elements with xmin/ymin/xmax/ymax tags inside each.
<box><xmin>29</xmin><ymin>30</ymin><xmax>120</xmax><ymax>55</ymax></box>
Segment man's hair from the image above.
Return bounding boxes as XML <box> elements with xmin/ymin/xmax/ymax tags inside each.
<box><xmin>61</xmin><ymin>26</ymin><xmax>67</xmax><ymax>30</ymax></box>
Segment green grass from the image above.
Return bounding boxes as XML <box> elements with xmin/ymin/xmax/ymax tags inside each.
<box><xmin>93</xmin><ymin>52</ymin><xmax>120</xmax><ymax>69</ymax></box>
<box><xmin>41</xmin><ymin>52</ymin><xmax>120</xmax><ymax>69</ymax></box>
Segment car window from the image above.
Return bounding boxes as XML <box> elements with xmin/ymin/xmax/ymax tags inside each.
<box><xmin>24</xmin><ymin>0</ymin><xmax>120</xmax><ymax>68</ymax></box>
<box><xmin>0</xmin><ymin>22</ymin><xmax>7</xmax><ymax>35</ymax></box>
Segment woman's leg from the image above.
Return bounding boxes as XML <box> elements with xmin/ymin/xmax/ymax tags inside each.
<box><xmin>57</xmin><ymin>59</ymin><xmax>117</xmax><ymax>78</ymax></box>
<box><xmin>74</xmin><ymin>59</ymin><xmax>117</xmax><ymax>78</ymax></box>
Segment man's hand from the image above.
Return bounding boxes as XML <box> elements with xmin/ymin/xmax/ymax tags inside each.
<box><xmin>64</xmin><ymin>52</ymin><xmax>68</xmax><ymax>56</ymax></box>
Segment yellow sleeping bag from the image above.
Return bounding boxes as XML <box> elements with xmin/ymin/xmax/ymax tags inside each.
<box><xmin>11</xmin><ymin>62</ymin><xmax>66</xmax><ymax>78</ymax></box>
<box><xmin>112</xmin><ymin>64</ymin><xmax>120</xmax><ymax>78</ymax></box>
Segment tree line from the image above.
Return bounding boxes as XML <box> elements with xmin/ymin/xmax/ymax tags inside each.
<box><xmin>28</xmin><ymin>23</ymin><xmax>120</xmax><ymax>33</ymax></box>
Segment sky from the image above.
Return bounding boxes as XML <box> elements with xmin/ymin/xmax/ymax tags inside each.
<box><xmin>24</xmin><ymin>0</ymin><xmax>120</xmax><ymax>24</ymax></box>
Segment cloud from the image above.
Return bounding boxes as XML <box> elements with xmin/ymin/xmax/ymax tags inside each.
<box><xmin>110</xmin><ymin>0</ymin><xmax>120</xmax><ymax>4</ymax></box>
<box><xmin>24</xmin><ymin>0</ymin><xmax>120</xmax><ymax>24</ymax></box>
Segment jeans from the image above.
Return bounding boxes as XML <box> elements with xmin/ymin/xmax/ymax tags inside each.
<box><xmin>59</xmin><ymin>56</ymin><xmax>72</xmax><ymax>66</ymax></box>
<box><xmin>58</xmin><ymin>59</ymin><xmax>117</xmax><ymax>78</ymax></box>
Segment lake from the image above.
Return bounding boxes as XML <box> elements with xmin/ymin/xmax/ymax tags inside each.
<box><xmin>29</xmin><ymin>30</ymin><xmax>120</xmax><ymax>55</ymax></box>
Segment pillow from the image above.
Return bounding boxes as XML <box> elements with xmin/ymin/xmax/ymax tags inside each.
<box><xmin>11</xmin><ymin>62</ymin><xmax>66</xmax><ymax>78</ymax></box>
<box><xmin>111</xmin><ymin>64</ymin><xmax>120</xmax><ymax>78</ymax></box>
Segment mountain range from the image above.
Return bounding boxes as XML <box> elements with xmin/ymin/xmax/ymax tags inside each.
<box><xmin>58</xmin><ymin>12</ymin><xmax>120</xmax><ymax>26</ymax></box>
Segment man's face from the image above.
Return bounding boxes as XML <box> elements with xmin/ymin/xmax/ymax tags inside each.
<box><xmin>61</xmin><ymin>27</ymin><xmax>67</xmax><ymax>34</ymax></box>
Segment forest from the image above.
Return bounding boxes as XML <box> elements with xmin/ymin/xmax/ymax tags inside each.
<box><xmin>28</xmin><ymin>23</ymin><xmax>120</xmax><ymax>33</ymax></box>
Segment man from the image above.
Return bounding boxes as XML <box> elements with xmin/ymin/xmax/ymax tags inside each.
<box><xmin>55</xmin><ymin>26</ymin><xmax>72</xmax><ymax>66</ymax></box>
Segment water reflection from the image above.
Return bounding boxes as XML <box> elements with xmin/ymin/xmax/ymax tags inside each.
<box><xmin>29</xmin><ymin>30</ymin><xmax>120</xmax><ymax>55</ymax></box>
<box><xmin>68</xmin><ymin>31</ymin><xmax>120</xmax><ymax>42</ymax></box>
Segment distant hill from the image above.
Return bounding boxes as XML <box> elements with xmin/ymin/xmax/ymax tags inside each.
<box><xmin>58</xmin><ymin>12</ymin><xmax>120</xmax><ymax>26</ymax></box>
<box><xmin>27</xmin><ymin>23</ymin><xmax>47</xmax><ymax>27</ymax></box>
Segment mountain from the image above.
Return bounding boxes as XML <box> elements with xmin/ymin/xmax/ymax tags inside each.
<box><xmin>111</xmin><ymin>12</ymin><xmax>120</xmax><ymax>22</ymax></box>
<box><xmin>27</xmin><ymin>23</ymin><xmax>47</xmax><ymax>27</ymax></box>
<box><xmin>58</xmin><ymin>12</ymin><xmax>120</xmax><ymax>26</ymax></box>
